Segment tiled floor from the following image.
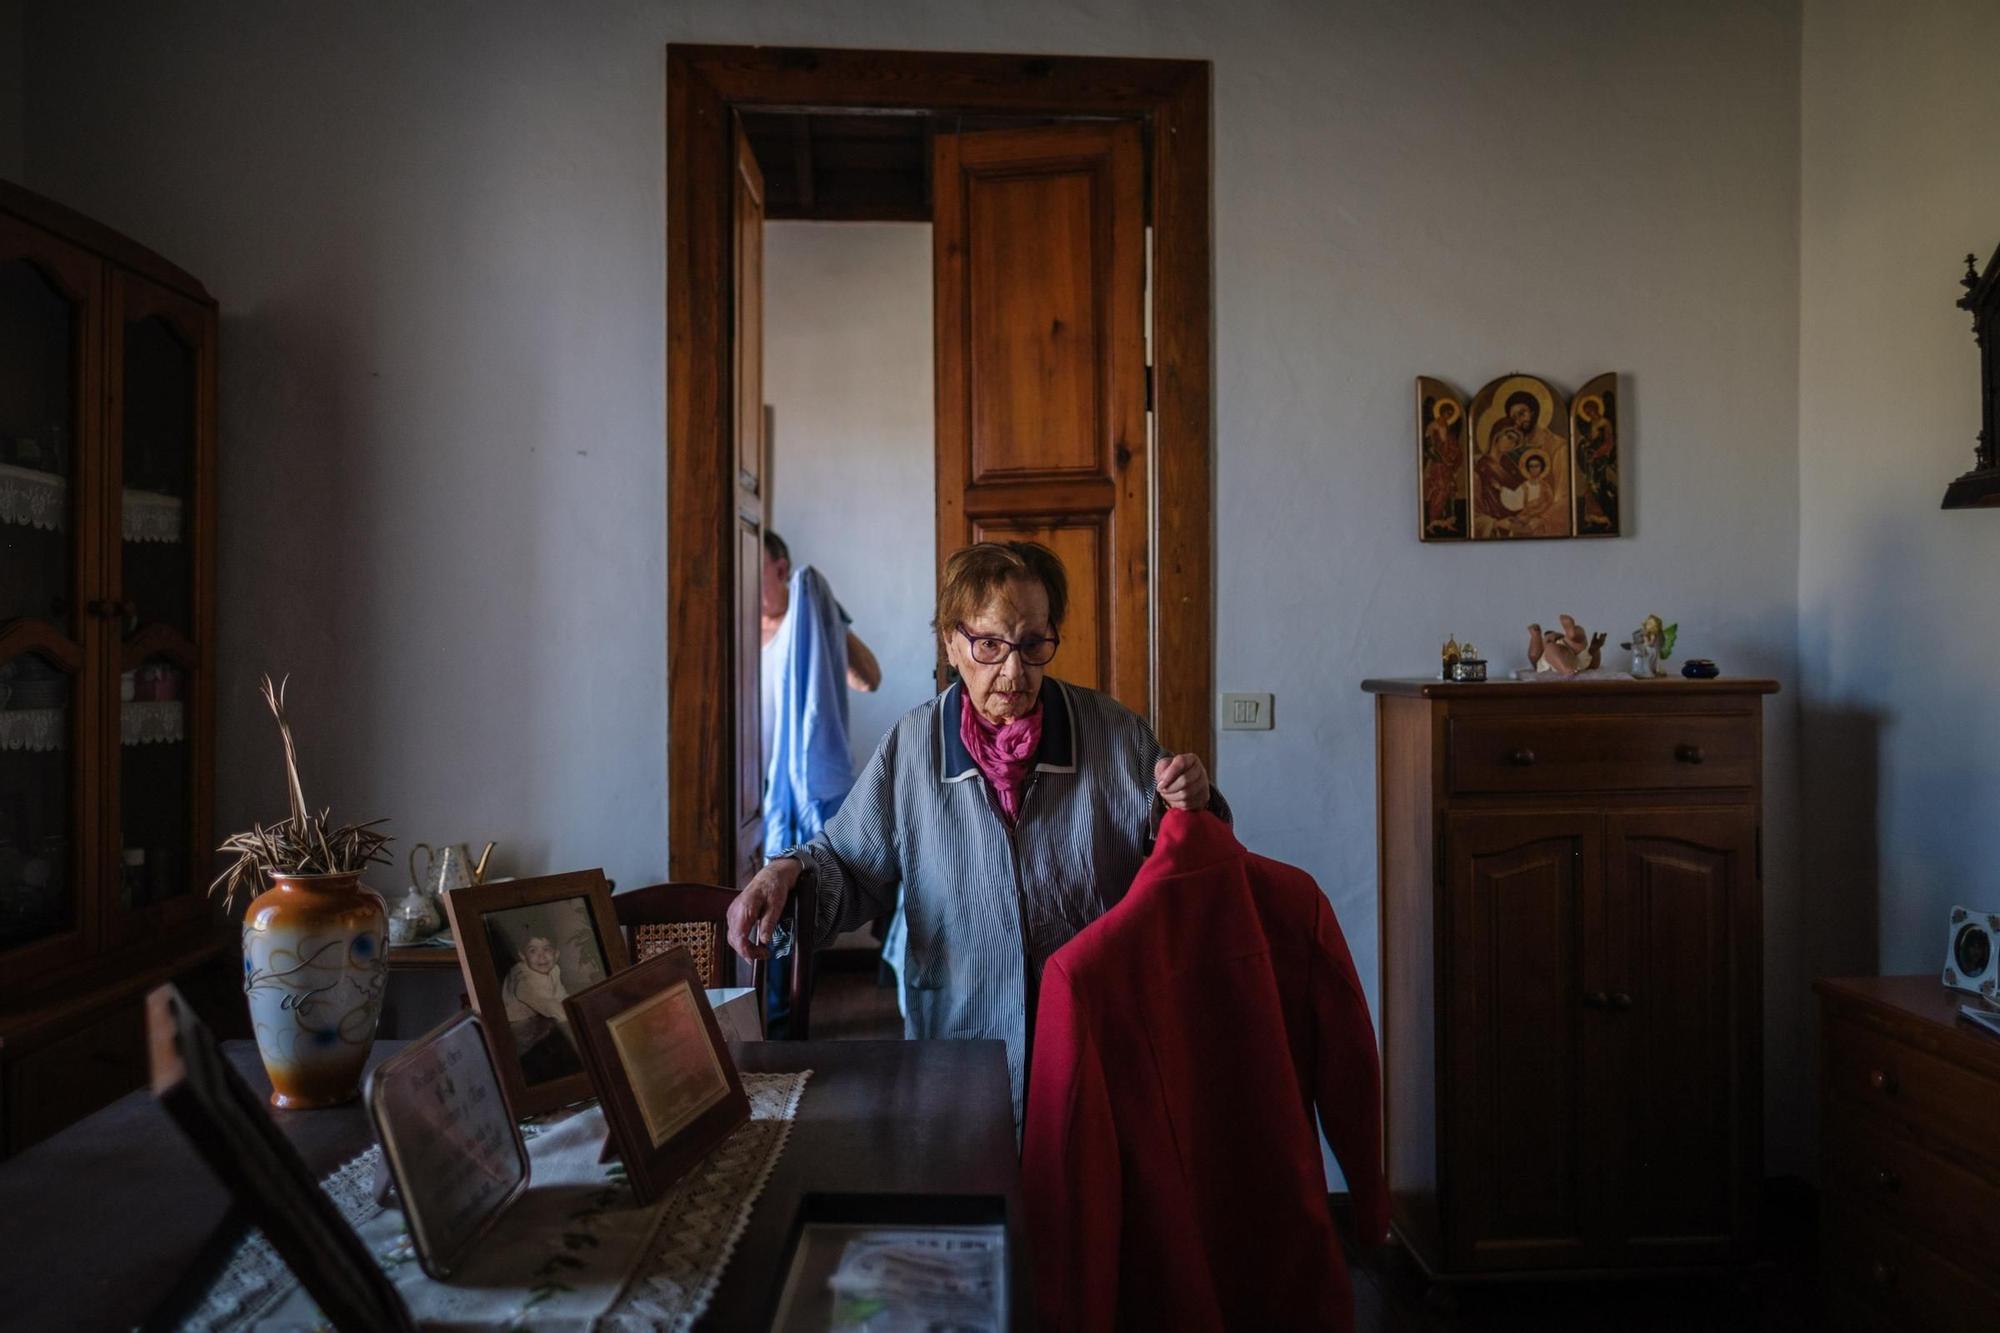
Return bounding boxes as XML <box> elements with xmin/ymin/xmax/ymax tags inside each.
<box><xmin>810</xmin><ymin>952</ymin><xmax>904</xmax><ymax>1040</ymax></box>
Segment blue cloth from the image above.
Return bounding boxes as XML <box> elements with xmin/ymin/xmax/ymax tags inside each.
<box><xmin>762</xmin><ymin>565</ymin><xmax>855</xmax><ymax>860</ymax></box>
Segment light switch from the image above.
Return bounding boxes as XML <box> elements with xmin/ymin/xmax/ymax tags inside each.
<box><xmin>1221</xmin><ymin>692</ymin><xmax>1274</xmax><ymax>731</ymax></box>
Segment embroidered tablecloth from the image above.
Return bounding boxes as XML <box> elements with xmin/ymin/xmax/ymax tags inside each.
<box><xmin>182</xmin><ymin>1069</ymin><xmax>811</xmax><ymax>1332</ymax></box>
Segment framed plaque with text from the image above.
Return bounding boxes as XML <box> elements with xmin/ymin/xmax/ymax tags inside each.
<box><xmin>564</xmin><ymin>946</ymin><xmax>750</xmax><ymax>1204</ymax></box>
<box><xmin>364</xmin><ymin>1011</ymin><xmax>531</xmax><ymax>1279</ymax></box>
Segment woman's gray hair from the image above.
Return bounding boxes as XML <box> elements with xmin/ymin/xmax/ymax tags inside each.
<box><xmin>934</xmin><ymin>541</ymin><xmax>1069</xmax><ymax>631</ymax></box>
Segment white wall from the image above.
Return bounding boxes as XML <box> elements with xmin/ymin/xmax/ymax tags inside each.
<box><xmin>1798</xmin><ymin>0</ymin><xmax>2000</xmax><ymax>986</ymax></box>
<box><xmin>19</xmin><ymin>1</ymin><xmax>1810</xmax><ymax>1165</ymax></box>
<box><xmin>763</xmin><ymin>222</ymin><xmax>935</xmax><ymax>772</ymax></box>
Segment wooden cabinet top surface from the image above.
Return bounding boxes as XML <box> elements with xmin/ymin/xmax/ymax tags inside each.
<box><xmin>1816</xmin><ymin>974</ymin><xmax>2000</xmax><ymax>1083</ymax></box>
<box><xmin>0</xmin><ymin>178</ymin><xmax>213</xmax><ymax>304</ymax></box>
<box><xmin>1362</xmin><ymin>676</ymin><xmax>1781</xmax><ymax>699</ymax></box>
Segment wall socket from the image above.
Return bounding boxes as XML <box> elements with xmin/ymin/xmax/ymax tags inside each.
<box><xmin>1220</xmin><ymin>692</ymin><xmax>1274</xmax><ymax>730</ymax></box>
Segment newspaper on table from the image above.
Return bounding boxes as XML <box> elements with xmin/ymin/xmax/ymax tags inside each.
<box><xmin>826</xmin><ymin>1229</ymin><xmax>1005</xmax><ymax>1333</ymax></box>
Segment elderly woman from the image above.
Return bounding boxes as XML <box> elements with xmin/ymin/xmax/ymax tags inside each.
<box><xmin>727</xmin><ymin>540</ymin><xmax>1224</xmax><ymax>1118</ymax></box>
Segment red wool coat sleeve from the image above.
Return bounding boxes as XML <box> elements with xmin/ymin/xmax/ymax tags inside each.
<box><xmin>1309</xmin><ymin>888</ymin><xmax>1390</xmax><ymax>1245</ymax></box>
<box><xmin>1019</xmin><ymin>958</ymin><xmax>1122</xmax><ymax>1331</ymax></box>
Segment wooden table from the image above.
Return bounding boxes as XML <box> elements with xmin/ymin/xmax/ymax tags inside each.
<box><xmin>0</xmin><ymin>1038</ymin><xmax>1022</xmax><ymax>1330</ymax></box>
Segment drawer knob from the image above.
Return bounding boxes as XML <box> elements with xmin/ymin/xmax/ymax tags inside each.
<box><xmin>1867</xmin><ymin>1068</ymin><xmax>1899</xmax><ymax>1095</ymax></box>
<box><xmin>1583</xmin><ymin>991</ymin><xmax>1610</xmax><ymax>1009</ymax></box>
<box><xmin>1507</xmin><ymin>748</ymin><xmax>1537</xmax><ymax>767</ymax></box>
<box><xmin>1675</xmin><ymin>744</ymin><xmax>1705</xmax><ymax>764</ymax></box>
<box><xmin>1868</xmin><ymin>1259</ymin><xmax>1896</xmax><ymax>1290</ymax></box>
<box><xmin>1609</xmin><ymin>991</ymin><xmax>1633</xmax><ymax>1011</ymax></box>
<box><xmin>1874</xmin><ymin>1168</ymin><xmax>1901</xmax><ymax>1192</ymax></box>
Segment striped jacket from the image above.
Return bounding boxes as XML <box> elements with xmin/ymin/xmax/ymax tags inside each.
<box><xmin>782</xmin><ymin>678</ymin><xmax>1228</xmax><ymax>1122</ymax></box>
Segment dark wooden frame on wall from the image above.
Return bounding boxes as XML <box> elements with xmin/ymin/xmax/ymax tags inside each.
<box><xmin>666</xmin><ymin>45</ymin><xmax>1215</xmax><ymax>886</ymax></box>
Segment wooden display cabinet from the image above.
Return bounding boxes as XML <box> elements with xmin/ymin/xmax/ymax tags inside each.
<box><xmin>0</xmin><ymin>180</ymin><xmax>226</xmax><ymax>1155</ymax></box>
<box><xmin>1363</xmin><ymin>676</ymin><xmax>1776</xmax><ymax>1280</ymax></box>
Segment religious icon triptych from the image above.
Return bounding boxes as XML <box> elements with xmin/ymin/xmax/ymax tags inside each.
<box><xmin>1417</xmin><ymin>371</ymin><xmax>1620</xmax><ymax>542</ymax></box>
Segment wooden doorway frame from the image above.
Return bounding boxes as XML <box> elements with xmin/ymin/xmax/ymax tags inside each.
<box><xmin>666</xmin><ymin>45</ymin><xmax>1213</xmax><ymax>885</ymax></box>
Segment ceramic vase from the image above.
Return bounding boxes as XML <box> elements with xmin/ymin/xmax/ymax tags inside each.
<box><xmin>241</xmin><ymin>871</ymin><xmax>388</xmax><ymax>1109</ymax></box>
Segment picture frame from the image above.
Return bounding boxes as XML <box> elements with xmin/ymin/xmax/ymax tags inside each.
<box><xmin>1467</xmin><ymin>371</ymin><xmax>1574</xmax><ymax>540</ymax></box>
<box><xmin>1415</xmin><ymin>375</ymin><xmax>1469</xmax><ymax>541</ymax></box>
<box><xmin>145</xmin><ymin>983</ymin><xmax>417</xmax><ymax>1332</ymax></box>
<box><xmin>563</xmin><ymin>945</ymin><xmax>750</xmax><ymax>1204</ymax></box>
<box><xmin>443</xmin><ymin>869</ymin><xmax>629</xmax><ymax>1118</ymax></box>
<box><xmin>363</xmin><ymin>1010</ymin><xmax>531</xmax><ymax>1279</ymax></box>
<box><xmin>1570</xmin><ymin>371</ymin><xmax>1621</xmax><ymax>536</ymax></box>
<box><xmin>767</xmin><ymin>1193</ymin><xmax>1016</xmax><ymax>1333</ymax></box>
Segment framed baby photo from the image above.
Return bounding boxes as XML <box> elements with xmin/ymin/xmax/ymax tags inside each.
<box><xmin>444</xmin><ymin>869</ymin><xmax>629</xmax><ymax>1118</ymax></box>
<box><xmin>564</xmin><ymin>945</ymin><xmax>749</xmax><ymax>1205</ymax></box>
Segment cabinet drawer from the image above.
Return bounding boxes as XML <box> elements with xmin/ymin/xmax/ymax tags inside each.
<box><xmin>1826</xmin><ymin>1016</ymin><xmax>2000</xmax><ymax>1163</ymax></box>
<box><xmin>1824</xmin><ymin>1108</ymin><xmax>2000</xmax><ymax>1273</ymax></box>
<box><xmin>1824</xmin><ymin>1197</ymin><xmax>2000</xmax><ymax>1333</ymax></box>
<box><xmin>1447</xmin><ymin>713</ymin><xmax>1755</xmax><ymax>794</ymax></box>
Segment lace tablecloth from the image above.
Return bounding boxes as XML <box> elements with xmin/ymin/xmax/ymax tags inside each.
<box><xmin>182</xmin><ymin>1069</ymin><xmax>811</xmax><ymax>1332</ymax></box>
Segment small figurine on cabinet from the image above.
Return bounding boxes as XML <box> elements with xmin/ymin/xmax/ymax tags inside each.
<box><xmin>1527</xmin><ymin>615</ymin><xmax>1602</xmax><ymax>676</ymax></box>
<box><xmin>1451</xmin><ymin>644</ymin><xmax>1488</xmax><ymax>682</ymax></box>
<box><xmin>1441</xmin><ymin>636</ymin><xmax>1461</xmax><ymax>681</ymax></box>
<box><xmin>1620</xmin><ymin>614</ymin><xmax>1677</xmax><ymax>678</ymax></box>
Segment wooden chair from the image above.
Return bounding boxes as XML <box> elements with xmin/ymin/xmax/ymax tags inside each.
<box><xmin>611</xmin><ymin>879</ymin><xmax>814</xmax><ymax>1039</ymax></box>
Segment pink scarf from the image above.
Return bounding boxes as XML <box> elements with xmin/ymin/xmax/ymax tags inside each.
<box><xmin>960</xmin><ymin>693</ymin><xmax>1044</xmax><ymax>825</ymax></box>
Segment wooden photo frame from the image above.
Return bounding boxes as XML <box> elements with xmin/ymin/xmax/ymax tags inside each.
<box><xmin>564</xmin><ymin>945</ymin><xmax>750</xmax><ymax>1204</ymax></box>
<box><xmin>443</xmin><ymin>869</ymin><xmax>629</xmax><ymax>1118</ymax></box>
<box><xmin>364</xmin><ymin>1011</ymin><xmax>530</xmax><ymax>1279</ymax></box>
<box><xmin>146</xmin><ymin>983</ymin><xmax>416</xmax><ymax>1332</ymax></box>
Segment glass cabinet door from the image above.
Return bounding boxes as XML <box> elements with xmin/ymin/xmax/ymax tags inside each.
<box><xmin>0</xmin><ymin>216</ymin><xmax>102</xmax><ymax>978</ymax></box>
<box><xmin>106</xmin><ymin>272</ymin><xmax>212</xmax><ymax>944</ymax></box>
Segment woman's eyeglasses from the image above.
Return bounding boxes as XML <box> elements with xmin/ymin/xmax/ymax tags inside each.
<box><xmin>956</xmin><ymin>624</ymin><xmax>1060</xmax><ymax>667</ymax></box>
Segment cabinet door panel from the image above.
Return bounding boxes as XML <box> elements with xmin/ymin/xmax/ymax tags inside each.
<box><xmin>1601</xmin><ymin>808</ymin><xmax>1758</xmax><ymax>1263</ymax></box>
<box><xmin>0</xmin><ymin>216</ymin><xmax>103</xmax><ymax>989</ymax></box>
<box><xmin>1444</xmin><ymin>810</ymin><xmax>1605</xmax><ymax>1269</ymax></box>
<box><xmin>104</xmin><ymin>272</ymin><xmax>214</xmax><ymax>944</ymax></box>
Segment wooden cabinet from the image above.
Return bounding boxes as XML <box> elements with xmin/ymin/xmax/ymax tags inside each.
<box><xmin>1364</xmin><ymin>676</ymin><xmax>1774</xmax><ymax>1279</ymax></box>
<box><xmin>1816</xmin><ymin>976</ymin><xmax>2000</xmax><ymax>1332</ymax></box>
<box><xmin>0</xmin><ymin>180</ymin><xmax>224</xmax><ymax>1154</ymax></box>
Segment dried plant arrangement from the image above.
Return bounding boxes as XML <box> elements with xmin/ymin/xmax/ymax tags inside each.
<box><xmin>210</xmin><ymin>675</ymin><xmax>392</xmax><ymax>911</ymax></box>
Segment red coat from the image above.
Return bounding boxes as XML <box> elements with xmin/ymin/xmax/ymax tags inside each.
<box><xmin>1021</xmin><ymin>811</ymin><xmax>1386</xmax><ymax>1331</ymax></box>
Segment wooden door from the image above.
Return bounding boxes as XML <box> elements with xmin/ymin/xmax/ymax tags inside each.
<box><xmin>1600</xmin><ymin>807</ymin><xmax>1759</xmax><ymax>1265</ymax></box>
<box><xmin>932</xmin><ymin>122</ymin><xmax>1148</xmax><ymax>711</ymax></box>
<box><xmin>731</xmin><ymin>119</ymin><xmax>766</xmax><ymax>883</ymax></box>
<box><xmin>101</xmin><ymin>271</ymin><xmax>216</xmax><ymax>948</ymax></box>
<box><xmin>0</xmin><ymin>213</ymin><xmax>104</xmax><ymax>992</ymax></box>
<box><xmin>1443</xmin><ymin>810</ymin><xmax>1610</xmax><ymax>1271</ymax></box>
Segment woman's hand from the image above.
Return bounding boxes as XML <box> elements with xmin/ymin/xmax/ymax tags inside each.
<box><xmin>726</xmin><ymin>857</ymin><xmax>803</xmax><ymax>961</ymax></box>
<box><xmin>1154</xmin><ymin>753</ymin><xmax>1211</xmax><ymax>812</ymax></box>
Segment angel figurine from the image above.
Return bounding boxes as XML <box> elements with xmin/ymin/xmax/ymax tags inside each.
<box><xmin>1620</xmin><ymin>614</ymin><xmax>1677</xmax><ymax>678</ymax></box>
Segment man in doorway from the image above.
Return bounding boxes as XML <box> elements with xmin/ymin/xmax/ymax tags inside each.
<box><xmin>761</xmin><ymin>530</ymin><xmax>881</xmax><ymax>694</ymax></box>
<box><xmin>759</xmin><ymin>529</ymin><xmax>880</xmax><ymax>1035</ymax></box>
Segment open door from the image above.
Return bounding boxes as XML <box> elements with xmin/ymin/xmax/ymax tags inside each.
<box><xmin>933</xmin><ymin>121</ymin><xmax>1149</xmax><ymax>716</ymax></box>
<box><xmin>732</xmin><ymin>118</ymin><xmax>766</xmax><ymax>883</ymax></box>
